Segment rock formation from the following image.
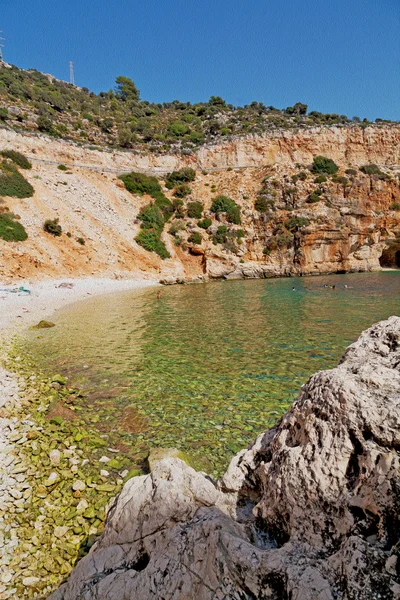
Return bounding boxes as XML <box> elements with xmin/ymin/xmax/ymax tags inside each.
<box><xmin>0</xmin><ymin>125</ymin><xmax>399</xmax><ymax>283</ymax></box>
<box><xmin>49</xmin><ymin>316</ymin><xmax>400</xmax><ymax>600</ymax></box>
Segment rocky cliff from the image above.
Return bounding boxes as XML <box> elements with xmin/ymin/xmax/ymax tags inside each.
<box><xmin>48</xmin><ymin>316</ymin><xmax>400</xmax><ymax>600</ymax></box>
<box><xmin>0</xmin><ymin>124</ymin><xmax>399</xmax><ymax>283</ymax></box>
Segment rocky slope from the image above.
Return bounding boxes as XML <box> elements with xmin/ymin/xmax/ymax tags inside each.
<box><xmin>48</xmin><ymin>316</ymin><xmax>400</xmax><ymax>600</ymax></box>
<box><xmin>0</xmin><ymin>124</ymin><xmax>399</xmax><ymax>283</ymax></box>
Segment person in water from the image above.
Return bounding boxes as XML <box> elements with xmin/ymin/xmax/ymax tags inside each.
<box><xmin>157</xmin><ymin>290</ymin><xmax>162</xmax><ymax>299</ymax></box>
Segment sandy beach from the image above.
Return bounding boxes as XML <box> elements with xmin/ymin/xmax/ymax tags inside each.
<box><xmin>0</xmin><ymin>276</ymin><xmax>159</xmax><ymax>336</ymax></box>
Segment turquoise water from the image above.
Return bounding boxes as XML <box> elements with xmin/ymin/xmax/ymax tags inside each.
<box><xmin>25</xmin><ymin>272</ymin><xmax>400</xmax><ymax>476</ymax></box>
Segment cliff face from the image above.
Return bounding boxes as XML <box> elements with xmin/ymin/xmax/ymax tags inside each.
<box><xmin>48</xmin><ymin>317</ymin><xmax>400</xmax><ymax>600</ymax></box>
<box><xmin>0</xmin><ymin>125</ymin><xmax>399</xmax><ymax>282</ymax></box>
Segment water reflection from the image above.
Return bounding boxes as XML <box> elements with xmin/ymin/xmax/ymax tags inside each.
<box><xmin>24</xmin><ymin>272</ymin><xmax>400</xmax><ymax>476</ymax></box>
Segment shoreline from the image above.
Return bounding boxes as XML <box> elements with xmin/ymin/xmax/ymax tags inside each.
<box><xmin>0</xmin><ymin>276</ymin><xmax>159</xmax><ymax>337</ymax></box>
<box><xmin>0</xmin><ymin>275</ymin><xmax>158</xmax><ymax>598</ymax></box>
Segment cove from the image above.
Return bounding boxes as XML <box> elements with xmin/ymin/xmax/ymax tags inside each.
<box><xmin>23</xmin><ymin>272</ymin><xmax>400</xmax><ymax>477</ymax></box>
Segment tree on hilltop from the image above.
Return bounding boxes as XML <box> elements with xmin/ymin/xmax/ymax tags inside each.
<box><xmin>115</xmin><ymin>76</ymin><xmax>140</xmax><ymax>103</ymax></box>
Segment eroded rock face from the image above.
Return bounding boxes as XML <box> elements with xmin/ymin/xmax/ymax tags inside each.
<box><xmin>49</xmin><ymin>317</ymin><xmax>400</xmax><ymax>600</ymax></box>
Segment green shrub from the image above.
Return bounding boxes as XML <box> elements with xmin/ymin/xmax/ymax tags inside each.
<box><xmin>165</xmin><ymin>168</ymin><xmax>196</xmax><ymax>188</ymax></box>
<box><xmin>255</xmin><ymin>195</ymin><xmax>275</xmax><ymax>212</ymax></box>
<box><xmin>173</xmin><ymin>183</ymin><xmax>191</xmax><ymax>198</ymax></box>
<box><xmin>188</xmin><ymin>232</ymin><xmax>202</xmax><ymax>245</ymax></box>
<box><xmin>119</xmin><ymin>171</ymin><xmax>163</xmax><ymax>198</ymax></box>
<box><xmin>285</xmin><ymin>217</ymin><xmax>309</xmax><ymax>231</ymax></box>
<box><xmin>298</xmin><ymin>171</ymin><xmax>308</xmax><ymax>181</ymax></box>
<box><xmin>76</xmin><ymin>237</ymin><xmax>85</xmax><ymax>245</ymax></box>
<box><xmin>187</xmin><ymin>201</ymin><xmax>204</xmax><ymax>219</ymax></box>
<box><xmin>138</xmin><ymin>204</ymin><xmax>165</xmax><ymax>232</ymax></box>
<box><xmin>314</xmin><ymin>175</ymin><xmax>327</xmax><ymax>184</ymax></box>
<box><xmin>311</xmin><ymin>155</ymin><xmax>339</xmax><ymax>175</ymax></box>
<box><xmin>307</xmin><ymin>188</ymin><xmax>323</xmax><ymax>203</ymax></box>
<box><xmin>0</xmin><ymin>107</ymin><xmax>8</xmax><ymax>121</ymax></box>
<box><xmin>360</xmin><ymin>164</ymin><xmax>388</xmax><ymax>179</ymax></box>
<box><xmin>43</xmin><ymin>218</ymin><xmax>62</xmax><ymax>236</ymax></box>
<box><xmin>345</xmin><ymin>168</ymin><xmax>357</xmax><ymax>176</ymax></box>
<box><xmin>212</xmin><ymin>225</ymin><xmax>228</xmax><ymax>245</ymax></box>
<box><xmin>332</xmin><ymin>175</ymin><xmax>349</xmax><ymax>185</ymax></box>
<box><xmin>390</xmin><ymin>203</ymin><xmax>400</xmax><ymax>210</ymax></box>
<box><xmin>0</xmin><ymin>213</ymin><xmax>28</xmax><ymax>241</ymax></box>
<box><xmin>211</xmin><ymin>195</ymin><xmax>235</xmax><ymax>213</ymax></box>
<box><xmin>135</xmin><ymin>229</ymin><xmax>170</xmax><ymax>259</ymax></box>
<box><xmin>0</xmin><ymin>161</ymin><xmax>34</xmax><ymax>198</ymax></box>
<box><xmin>58</xmin><ymin>164</ymin><xmax>68</xmax><ymax>171</ymax></box>
<box><xmin>37</xmin><ymin>115</ymin><xmax>54</xmax><ymax>133</ymax></box>
<box><xmin>226</xmin><ymin>205</ymin><xmax>241</xmax><ymax>224</ymax></box>
<box><xmin>1</xmin><ymin>150</ymin><xmax>32</xmax><ymax>170</ymax></box>
<box><xmin>210</xmin><ymin>194</ymin><xmax>241</xmax><ymax>222</ymax></box>
<box><xmin>197</xmin><ymin>217</ymin><xmax>212</xmax><ymax>229</ymax></box>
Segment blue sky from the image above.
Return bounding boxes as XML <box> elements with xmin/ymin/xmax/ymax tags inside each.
<box><xmin>2</xmin><ymin>0</ymin><xmax>399</xmax><ymax>120</ymax></box>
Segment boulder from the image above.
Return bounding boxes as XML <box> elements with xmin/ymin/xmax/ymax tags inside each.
<box><xmin>48</xmin><ymin>317</ymin><xmax>400</xmax><ymax>600</ymax></box>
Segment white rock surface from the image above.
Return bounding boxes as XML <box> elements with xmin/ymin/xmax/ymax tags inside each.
<box><xmin>49</xmin><ymin>317</ymin><xmax>400</xmax><ymax>600</ymax></box>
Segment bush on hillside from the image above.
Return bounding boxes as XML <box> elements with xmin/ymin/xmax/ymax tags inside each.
<box><xmin>212</xmin><ymin>225</ymin><xmax>228</xmax><ymax>245</ymax></box>
<box><xmin>307</xmin><ymin>188</ymin><xmax>323</xmax><ymax>203</ymax></box>
<box><xmin>0</xmin><ymin>161</ymin><xmax>34</xmax><ymax>198</ymax></box>
<box><xmin>119</xmin><ymin>171</ymin><xmax>163</xmax><ymax>198</ymax></box>
<box><xmin>197</xmin><ymin>217</ymin><xmax>212</xmax><ymax>229</ymax></box>
<box><xmin>173</xmin><ymin>183</ymin><xmax>191</xmax><ymax>198</ymax></box>
<box><xmin>137</xmin><ymin>204</ymin><xmax>165</xmax><ymax>232</ymax></box>
<box><xmin>360</xmin><ymin>164</ymin><xmax>388</xmax><ymax>179</ymax></box>
<box><xmin>285</xmin><ymin>217</ymin><xmax>309</xmax><ymax>231</ymax></box>
<box><xmin>188</xmin><ymin>232</ymin><xmax>202</xmax><ymax>245</ymax></box>
<box><xmin>211</xmin><ymin>195</ymin><xmax>242</xmax><ymax>224</ymax></box>
<box><xmin>1</xmin><ymin>150</ymin><xmax>32</xmax><ymax>169</ymax></box>
<box><xmin>43</xmin><ymin>218</ymin><xmax>62</xmax><ymax>236</ymax></box>
<box><xmin>187</xmin><ymin>201</ymin><xmax>203</xmax><ymax>219</ymax></box>
<box><xmin>0</xmin><ymin>213</ymin><xmax>28</xmax><ymax>241</ymax></box>
<box><xmin>165</xmin><ymin>168</ymin><xmax>196</xmax><ymax>189</ymax></box>
<box><xmin>311</xmin><ymin>155</ymin><xmax>339</xmax><ymax>175</ymax></box>
<box><xmin>135</xmin><ymin>229</ymin><xmax>170</xmax><ymax>259</ymax></box>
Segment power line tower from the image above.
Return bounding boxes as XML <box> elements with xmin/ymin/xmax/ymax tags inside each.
<box><xmin>69</xmin><ymin>61</ymin><xmax>75</xmax><ymax>85</ymax></box>
<box><xmin>0</xmin><ymin>32</ymin><xmax>5</xmax><ymax>63</ymax></box>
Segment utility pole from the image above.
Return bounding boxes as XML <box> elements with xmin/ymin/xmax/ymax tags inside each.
<box><xmin>0</xmin><ymin>32</ymin><xmax>5</xmax><ymax>63</ymax></box>
<box><xmin>69</xmin><ymin>61</ymin><xmax>75</xmax><ymax>85</ymax></box>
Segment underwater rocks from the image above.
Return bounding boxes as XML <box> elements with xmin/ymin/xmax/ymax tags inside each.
<box><xmin>0</xmin><ymin>353</ymin><xmax>129</xmax><ymax>598</ymax></box>
<box><xmin>49</xmin><ymin>316</ymin><xmax>400</xmax><ymax>600</ymax></box>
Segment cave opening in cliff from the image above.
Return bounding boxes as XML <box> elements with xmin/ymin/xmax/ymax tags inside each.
<box><xmin>379</xmin><ymin>246</ymin><xmax>400</xmax><ymax>268</ymax></box>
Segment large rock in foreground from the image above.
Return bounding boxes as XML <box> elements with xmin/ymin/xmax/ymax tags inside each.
<box><xmin>49</xmin><ymin>317</ymin><xmax>400</xmax><ymax>600</ymax></box>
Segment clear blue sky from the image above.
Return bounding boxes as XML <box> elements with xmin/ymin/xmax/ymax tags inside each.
<box><xmin>2</xmin><ymin>0</ymin><xmax>399</xmax><ymax>120</ymax></box>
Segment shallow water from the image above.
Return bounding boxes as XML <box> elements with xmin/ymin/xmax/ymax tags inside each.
<box><xmin>24</xmin><ymin>272</ymin><xmax>400</xmax><ymax>476</ymax></box>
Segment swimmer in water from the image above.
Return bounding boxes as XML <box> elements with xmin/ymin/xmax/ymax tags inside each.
<box><xmin>157</xmin><ymin>290</ymin><xmax>162</xmax><ymax>299</ymax></box>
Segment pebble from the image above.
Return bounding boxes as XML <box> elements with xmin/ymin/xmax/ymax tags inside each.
<box><xmin>49</xmin><ymin>449</ymin><xmax>61</xmax><ymax>465</ymax></box>
<box><xmin>99</xmin><ymin>456</ymin><xmax>110</xmax><ymax>463</ymax></box>
<box><xmin>22</xmin><ymin>576</ymin><xmax>40</xmax><ymax>586</ymax></box>
<box><xmin>72</xmin><ymin>480</ymin><xmax>86</xmax><ymax>492</ymax></box>
<box><xmin>100</xmin><ymin>470</ymin><xmax>109</xmax><ymax>477</ymax></box>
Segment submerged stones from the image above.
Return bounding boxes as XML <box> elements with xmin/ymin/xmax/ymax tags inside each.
<box><xmin>30</xmin><ymin>321</ymin><xmax>56</xmax><ymax>330</ymax></box>
<box><xmin>49</xmin><ymin>317</ymin><xmax>400</xmax><ymax>600</ymax></box>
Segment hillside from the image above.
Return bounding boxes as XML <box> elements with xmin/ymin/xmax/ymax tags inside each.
<box><xmin>0</xmin><ymin>63</ymin><xmax>397</xmax><ymax>155</ymax></box>
<box><xmin>0</xmin><ymin>123</ymin><xmax>399</xmax><ymax>283</ymax></box>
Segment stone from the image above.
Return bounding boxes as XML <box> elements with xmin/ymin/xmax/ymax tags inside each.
<box><xmin>72</xmin><ymin>480</ymin><xmax>85</xmax><ymax>492</ymax></box>
<box><xmin>22</xmin><ymin>576</ymin><xmax>40</xmax><ymax>586</ymax></box>
<box><xmin>44</xmin><ymin>472</ymin><xmax>59</xmax><ymax>487</ymax></box>
<box><xmin>49</xmin><ymin>449</ymin><xmax>61</xmax><ymax>465</ymax></box>
<box><xmin>48</xmin><ymin>317</ymin><xmax>400</xmax><ymax>600</ymax></box>
<box><xmin>30</xmin><ymin>321</ymin><xmax>56</xmax><ymax>330</ymax></box>
<box><xmin>53</xmin><ymin>526</ymin><xmax>69</xmax><ymax>539</ymax></box>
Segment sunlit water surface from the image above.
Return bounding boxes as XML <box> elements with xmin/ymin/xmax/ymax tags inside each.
<box><xmin>24</xmin><ymin>272</ymin><xmax>400</xmax><ymax>476</ymax></box>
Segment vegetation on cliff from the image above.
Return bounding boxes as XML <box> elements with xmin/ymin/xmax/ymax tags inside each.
<box><xmin>0</xmin><ymin>64</ymin><xmax>396</xmax><ymax>155</ymax></box>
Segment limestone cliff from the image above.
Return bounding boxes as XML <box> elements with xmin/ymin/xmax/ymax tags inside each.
<box><xmin>0</xmin><ymin>124</ymin><xmax>399</xmax><ymax>282</ymax></box>
<box><xmin>48</xmin><ymin>317</ymin><xmax>400</xmax><ymax>599</ymax></box>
